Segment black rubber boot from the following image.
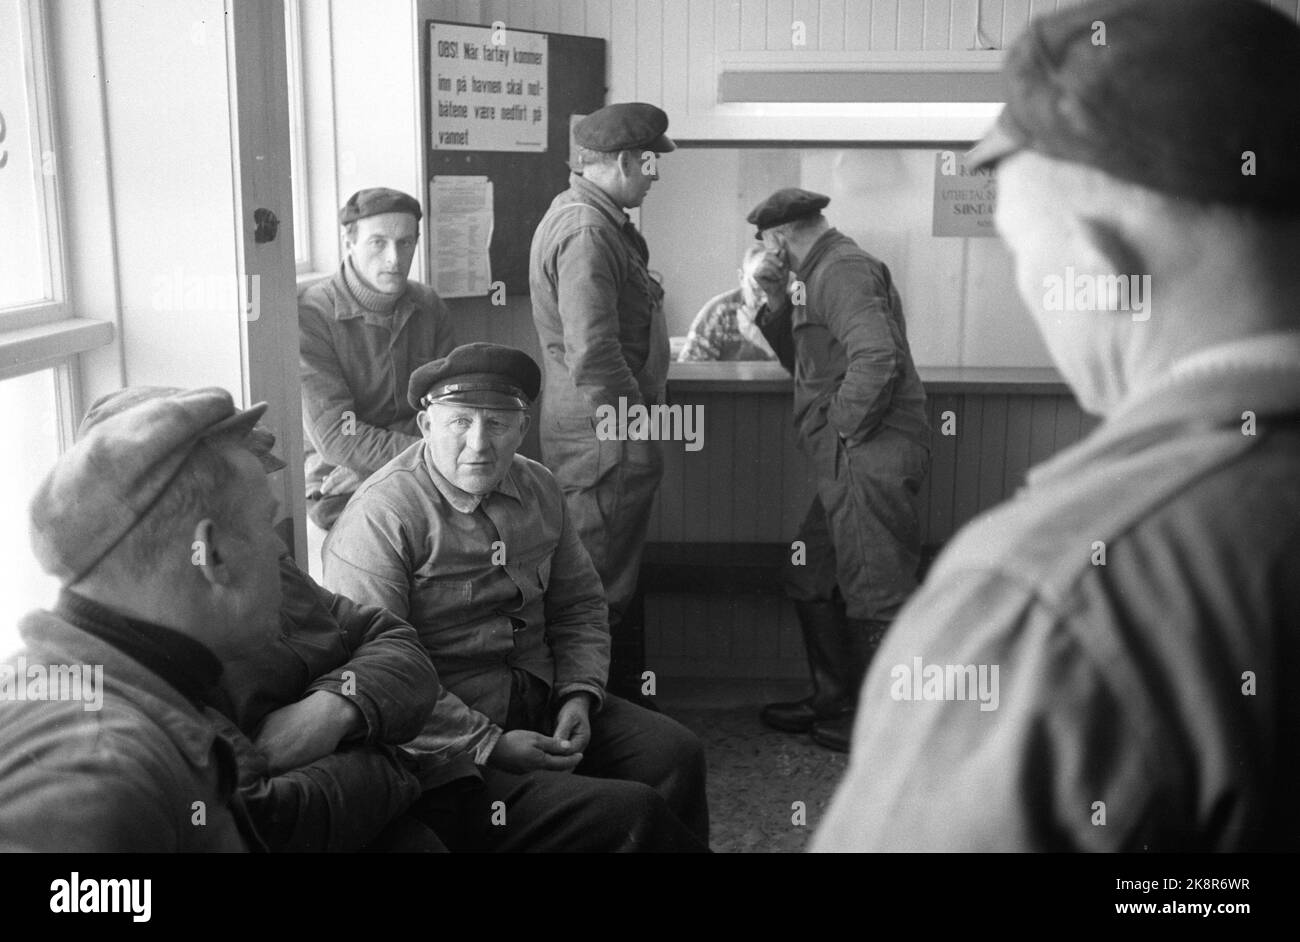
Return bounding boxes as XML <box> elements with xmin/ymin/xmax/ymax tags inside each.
<box><xmin>760</xmin><ymin>599</ymin><xmax>853</xmax><ymax>733</ymax></box>
<box><xmin>811</xmin><ymin>618</ymin><xmax>890</xmax><ymax>752</ymax></box>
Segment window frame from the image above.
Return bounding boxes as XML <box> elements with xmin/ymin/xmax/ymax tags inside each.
<box><xmin>284</xmin><ymin>0</ymin><xmax>313</xmax><ymax>275</ymax></box>
<box><xmin>0</xmin><ymin>0</ymin><xmax>68</xmax><ymax>332</ymax></box>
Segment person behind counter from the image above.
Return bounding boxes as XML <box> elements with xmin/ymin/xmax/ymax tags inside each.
<box><xmin>677</xmin><ymin>244</ymin><xmax>780</xmax><ymax>362</ymax></box>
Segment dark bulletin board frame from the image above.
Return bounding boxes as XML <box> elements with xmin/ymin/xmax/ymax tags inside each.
<box><xmin>420</xmin><ymin>17</ymin><xmax>606</xmax><ymax>295</ymax></box>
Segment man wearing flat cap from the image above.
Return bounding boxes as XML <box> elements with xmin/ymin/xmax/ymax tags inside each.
<box><xmin>0</xmin><ymin>389</ymin><xmax>283</xmax><ymax>850</ymax></box>
<box><xmin>529</xmin><ymin>102</ymin><xmax>675</xmax><ymax>691</ymax></box>
<box><xmin>63</xmin><ymin>387</ymin><xmax>447</xmax><ymax>853</ymax></box>
<box><xmin>747</xmin><ymin>187</ymin><xmax>931</xmax><ymax>752</ymax></box>
<box><xmin>299</xmin><ymin>186</ymin><xmax>457</xmax><ymax>540</ymax></box>
<box><xmin>816</xmin><ymin>0</ymin><xmax>1300</xmax><ymax>851</ymax></box>
<box><xmin>324</xmin><ymin>342</ymin><xmax>709</xmax><ymax>852</ymax></box>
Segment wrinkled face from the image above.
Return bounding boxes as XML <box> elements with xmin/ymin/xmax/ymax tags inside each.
<box><xmin>346</xmin><ymin>212</ymin><xmax>419</xmax><ymax>295</ymax></box>
<box><xmin>216</xmin><ymin>444</ymin><xmax>285</xmax><ymax>646</ymax></box>
<box><xmin>418</xmin><ymin>403</ymin><xmax>529</xmax><ymax>495</ymax></box>
<box><xmin>622</xmin><ymin>150</ymin><xmax>658</xmax><ymax>208</ymax></box>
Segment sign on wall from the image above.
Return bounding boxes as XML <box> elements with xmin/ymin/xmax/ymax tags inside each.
<box><xmin>429</xmin><ymin>21</ymin><xmax>548</xmax><ymax>152</ymax></box>
<box><xmin>932</xmin><ymin>149</ymin><xmax>998</xmax><ymax>238</ymax></box>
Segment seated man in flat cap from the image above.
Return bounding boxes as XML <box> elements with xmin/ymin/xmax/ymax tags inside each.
<box><xmin>746</xmin><ymin>187</ymin><xmax>930</xmax><ymax>753</ymax></box>
<box><xmin>0</xmin><ymin>389</ymin><xmax>283</xmax><ymax>850</ymax></box>
<box><xmin>299</xmin><ymin>187</ymin><xmax>457</xmax><ymax>540</ymax></box>
<box><xmin>74</xmin><ymin>387</ymin><xmax>446</xmax><ymax>853</ymax></box>
<box><xmin>815</xmin><ymin>0</ymin><xmax>1300</xmax><ymax>851</ymax></box>
<box><xmin>529</xmin><ymin>102</ymin><xmax>675</xmax><ymax>692</ymax></box>
<box><xmin>678</xmin><ymin>244</ymin><xmax>780</xmax><ymax>362</ymax></box>
<box><xmin>324</xmin><ymin>342</ymin><xmax>710</xmax><ymax>852</ymax></box>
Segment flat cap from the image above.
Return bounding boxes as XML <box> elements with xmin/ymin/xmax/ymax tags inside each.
<box><xmin>967</xmin><ymin>0</ymin><xmax>1300</xmax><ymax>212</ymax></box>
<box><xmin>31</xmin><ymin>388</ymin><xmax>269</xmax><ymax>584</ymax></box>
<box><xmin>747</xmin><ymin>188</ymin><xmax>831</xmax><ymax>238</ymax></box>
<box><xmin>339</xmin><ymin>187</ymin><xmax>423</xmax><ymax>226</ymax></box>
<box><xmin>408</xmin><ymin>342</ymin><xmax>541</xmax><ymax>411</ymax></box>
<box><xmin>79</xmin><ymin>386</ymin><xmax>286</xmax><ymax>473</ymax></box>
<box><xmin>574</xmin><ymin>102</ymin><xmax>675</xmax><ymax>154</ymax></box>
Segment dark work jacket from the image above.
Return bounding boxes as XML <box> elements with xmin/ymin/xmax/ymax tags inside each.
<box><xmin>760</xmin><ymin>229</ymin><xmax>929</xmax><ymax>451</ymax></box>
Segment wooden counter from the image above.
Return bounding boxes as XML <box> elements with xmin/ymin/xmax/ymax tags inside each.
<box><xmin>668</xmin><ymin>361</ymin><xmax>1071</xmax><ymax>395</ymax></box>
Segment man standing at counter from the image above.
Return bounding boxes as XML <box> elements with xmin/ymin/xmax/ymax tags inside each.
<box><xmin>529</xmin><ymin>102</ymin><xmax>675</xmax><ymax>692</ymax></box>
<box><xmin>750</xmin><ymin>190</ymin><xmax>931</xmax><ymax>752</ymax></box>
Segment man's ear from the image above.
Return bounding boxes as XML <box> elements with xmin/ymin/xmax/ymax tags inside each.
<box><xmin>519</xmin><ymin>412</ymin><xmax>532</xmax><ymax>437</ymax></box>
<box><xmin>191</xmin><ymin>518</ymin><xmax>230</xmax><ymax>587</ymax></box>
<box><xmin>416</xmin><ymin>408</ymin><xmax>432</xmax><ymax>437</ymax></box>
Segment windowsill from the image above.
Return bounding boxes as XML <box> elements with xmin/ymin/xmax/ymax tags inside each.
<box><xmin>667</xmin><ymin>361</ymin><xmax>1071</xmax><ymax>395</ymax></box>
<box><xmin>0</xmin><ymin>317</ymin><xmax>115</xmax><ymax>381</ymax></box>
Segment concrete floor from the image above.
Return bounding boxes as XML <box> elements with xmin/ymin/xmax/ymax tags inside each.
<box><xmin>659</xmin><ymin>679</ymin><xmax>850</xmax><ymax>853</ymax></box>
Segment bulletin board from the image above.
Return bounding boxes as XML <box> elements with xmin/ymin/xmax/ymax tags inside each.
<box><xmin>421</xmin><ymin>15</ymin><xmax>606</xmax><ymax>296</ymax></box>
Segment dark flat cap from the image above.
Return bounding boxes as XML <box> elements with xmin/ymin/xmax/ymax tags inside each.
<box><xmin>79</xmin><ymin>386</ymin><xmax>285</xmax><ymax>473</ymax></box>
<box><xmin>967</xmin><ymin>0</ymin><xmax>1300</xmax><ymax>211</ymax></box>
<box><xmin>574</xmin><ymin>103</ymin><xmax>675</xmax><ymax>154</ymax></box>
<box><xmin>747</xmin><ymin>188</ymin><xmax>831</xmax><ymax>237</ymax></box>
<box><xmin>31</xmin><ymin>388</ymin><xmax>269</xmax><ymax>584</ymax></box>
<box><xmin>339</xmin><ymin>187</ymin><xmax>423</xmax><ymax>226</ymax></box>
<box><xmin>408</xmin><ymin>342</ymin><xmax>541</xmax><ymax>411</ymax></box>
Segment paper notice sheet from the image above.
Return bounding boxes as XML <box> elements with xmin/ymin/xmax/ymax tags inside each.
<box><xmin>429</xmin><ymin>176</ymin><xmax>494</xmax><ymax>298</ymax></box>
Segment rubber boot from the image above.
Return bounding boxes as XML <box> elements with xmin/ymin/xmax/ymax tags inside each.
<box><xmin>760</xmin><ymin>599</ymin><xmax>853</xmax><ymax>733</ymax></box>
<box><xmin>811</xmin><ymin>618</ymin><xmax>890</xmax><ymax>752</ymax></box>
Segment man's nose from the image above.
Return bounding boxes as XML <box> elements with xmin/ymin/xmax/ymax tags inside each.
<box><xmin>466</xmin><ymin>420</ymin><xmax>491</xmax><ymax>452</ymax></box>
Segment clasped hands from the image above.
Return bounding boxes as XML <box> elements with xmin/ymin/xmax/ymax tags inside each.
<box><xmin>486</xmin><ymin>692</ymin><xmax>593</xmax><ymax>774</ymax></box>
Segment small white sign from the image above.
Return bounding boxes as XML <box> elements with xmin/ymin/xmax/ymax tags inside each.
<box><xmin>430</xmin><ymin>22</ymin><xmax>548</xmax><ymax>153</ymax></box>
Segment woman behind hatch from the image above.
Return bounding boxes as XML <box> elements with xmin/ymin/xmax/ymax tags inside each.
<box><xmin>677</xmin><ymin>244</ymin><xmax>785</xmax><ymax>362</ymax></box>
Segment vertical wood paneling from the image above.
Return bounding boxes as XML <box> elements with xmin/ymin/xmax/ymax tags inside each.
<box><xmin>715</xmin><ymin>0</ymin><xmax>742</xmax><ymax>51</ymax></box>
<box><xmin>950</xmin><ymin>394</ymin><xmax>983</xmax><ymax>529</ymax></box>
<box><xmin>687</xmin><ymin>0</ymin><xmax>716</xmax><ymax>116</ymax></box>
<box><xmin>975</xmin><ymin>393</ymin><xmax>1008</xmax><ymax>512</ymax></box>
<box><xmin>817</xmin><ymin>0</ymin><xmax>845</xmax><ymax>50</ymax></box>
<box><xmin>608</xmin><ymin>0</ymin><xmax>639</xmax><ymax>98</ymax></box>
<box><xmin>707</xmin><ymin>595</ymin><xmax>733</xmax><ymax>658</ymax></box>
<box><xmin>977</xmin><ymin>0</ymin><xmax>1004</xmax><ymax>47</ymax></box>
<box><xmin>1027</xmin><ymin>395</ymin><xmax>1059</xmax><ymax>466</ymax></box>
<box><xmin>766</xmin><ymin>0</ymin><xmax>794</xmax><ymax>49</ymax></box>
<box><xmin>584</xmin><ymin>0</ymin><xmax>612</xmax><ymax>39</ymax></box>
<box><xmin>950</xmin><ymin>0</ymin><xmax>978</xmax><ymax>49</ymax></box>
<box><xmin>925</xmin><ymin>393</ymin><xmax>960</xmax><ymax>540</ymax></box>
<box><xmin>531</xmin><ymin>0</ymin><xmax>561</xmax><ymax>32</ymax></box>
<box><xmin>731</xmin><ymin>391</ymin><xmax>761</xmax><ymax>542</ymax></box>
<box><xmin>739</xmin><ymin>0</ymin><xmax>768</xmax><ymax>49</ymax></box>
<box><xmin>660</xmin><ymin>0</ymin><xmax>691</xmax><ymax>116</ymax></box>
<box><xmin>895</xmin><ymin>0</ymin><xmax>924</xmax><ymax>49</ymax></box>
<box><xmin>558</xmin><ymin>0</ymin><xmax>586</xmax><ymax>34</ymax></box>
<box><xmin>636</xmin><ymin>0</ymin><xmax>665</xmax><ymax>105</ymax></box>
<box><xmin>863</xmin><ymin>0</ymin><xmax>892</xmax><ymax>50</ymax></box>
<box><xmin>755</xmin><ymin>396</ymin><xmax>786</xmax><ymax>542</ymax></box>
<box><xmin>1001</xmin><ymin>0</ymin><xmax>1031</xmax><ymax>47</ymax></box>
<box><xmin>707</xmin><ymin>395</ymin><xmax>736</xmax><ymax>541</ymax></box>
<box><xmin>923</xmin><ymin>0</ymin><xmax>952</xmax><ymax>50</ymax></box>
<box><xmin>1001</xmin><ymin>396</ymin><xmax>1034</xmax><ymax>495</ymax></box>
<box><xmin>506</xmin><ymin>0</ymin><xmax>535</xmax><ymax>30</ymax></box>
<box><xmin>658</xmin><ymin>411</ymin><xmax>686</xmax><ymax>537</ymax></box>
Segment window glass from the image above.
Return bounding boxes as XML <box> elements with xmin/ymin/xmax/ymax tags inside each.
<box><xmin>0</xmin><ymin>367</ymin><xmax>63</xmax><ymax>656</ymax></box>
<box><xmin>0</xmin><ymin>0</ymin><xmax>55</xmax><ymax>311</ymax></box>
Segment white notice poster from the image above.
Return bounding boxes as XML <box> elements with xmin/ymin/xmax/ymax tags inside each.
<box><xmin>430</xmin><ymin>22</ymin><xmax>548</xmax><ymax>152</ymax></box>
<box><xmin>430</xmin><ymin>176</ymin><xmax>494</xmax><ymax>299</ymax></box>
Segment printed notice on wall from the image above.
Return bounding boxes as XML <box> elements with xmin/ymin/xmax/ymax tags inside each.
<box><xmin>430</xmin><ymin>21</ymin><xmax>547</xmax><ymax>152</ymax></box>
<box><xmin>430</xmin><ymin>176</ymin><xmax>494</xmax><ymax>298</ymax></box>
<box><xmin>932</xmin><ymin>150</ymin><xmax>997</xmax><ymax>238</ymax></box>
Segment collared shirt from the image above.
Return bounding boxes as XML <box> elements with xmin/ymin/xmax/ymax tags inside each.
<box><xmin>529</xmin><ymin>172</ymin><xmax>670</xmax><ymax>417</ymax></box>
<box><xmin>813</xmin><ymin>331</ymin><xmax>1300</xmax><ymax>851</ymax></box>
<box><xmin>322</xmin><ymin>442</ymin><xmax>610</xmax><ymax>768</ymax></box>
<box><xmin>0</xmin><ymin>608</ymin><xmax>253</xmax><ymax>851</ymax></box>
<box><xmin>760</xmin><ymin>228</ymin><xmax>929</xmax><ymax>449</ymax></box>
<box><xmin>679</xmin><ymin>287</ymin><xmax>776</xmax><ymax>362</ymax></box>
<box><xmin>298</xmin><ymin>262</ymin><xmax>457</xmax><ymax>500</ymax></box>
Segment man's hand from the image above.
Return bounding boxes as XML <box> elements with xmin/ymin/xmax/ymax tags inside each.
<box><xmin>486</xmin><ymin>729</ymin><xmax>583</xmax><ymax>774</ymax></box>
<box><xmin>749</xmin><ymin>251</ymin><xmax>791</xmax><ymax>315</ymax></box>
<box><xmin>254</xmin><ymin>690</ymin><xmax>365</xmax><ymax>775</ymax></box>
<box><xmin>553</xmin><ymin>693</ymin><xmax>593</xmax><ymax>755</ymax></box>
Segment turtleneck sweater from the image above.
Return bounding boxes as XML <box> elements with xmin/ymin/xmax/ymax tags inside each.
<box><xmin>343</xmin><ymin>257</ymin><xmax>403</xmax><ymax>315</ymax></box>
